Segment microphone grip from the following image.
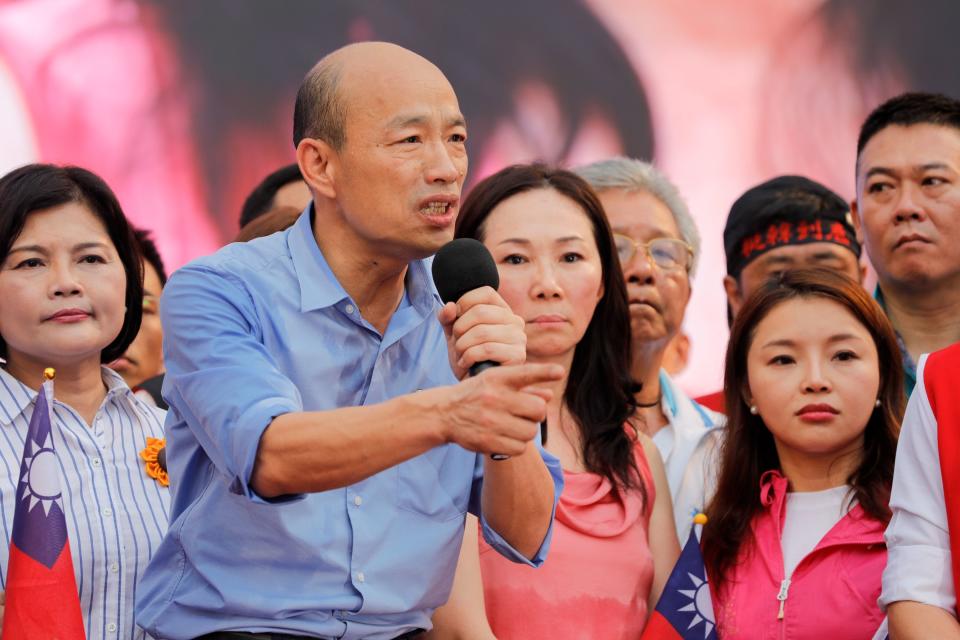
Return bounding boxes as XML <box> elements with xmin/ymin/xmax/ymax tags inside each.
<box><xmin>469</xmin><ymin>360</ymin><xmax>498</xmax><ymax>376</ymax></box>
<box><xmin>467</xmin><ymin>360</ymin><xmax>508</xmax><ymax>460</ymax></box>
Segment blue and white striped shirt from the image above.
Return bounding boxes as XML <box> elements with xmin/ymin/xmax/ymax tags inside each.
<box><xmin>0</xmin><ymin>366</ymin><xmax>169</xmax><ymax>640</ymax></box>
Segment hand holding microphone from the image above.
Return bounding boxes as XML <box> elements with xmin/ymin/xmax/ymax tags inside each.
<box><xmin>433</xmin><ymin>239</ymin><xmax>556</xmax><ymax>460</ymax></box>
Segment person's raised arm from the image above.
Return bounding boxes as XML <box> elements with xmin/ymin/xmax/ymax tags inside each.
<box><xmin>254</xmin><ymin>364</ymin><xmax>561</xmax><ymax>497</ymax></box>
<box><xmin>162</xmin><ymin>267</ymin><xmax>562</xmax><ymax>501</ymax></box>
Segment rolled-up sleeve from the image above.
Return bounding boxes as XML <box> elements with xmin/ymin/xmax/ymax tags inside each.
<box><xmin>472</xmin><ymin>438</ymin><xmax>564</xmax><ymax>568</ymax></box>
<box><xmin>881</xmin><ymin>356</ymin><xmax>955</xmax><ymax>612</ymax></box>
<box><xmin>161</xmin><ymin>263</ymin><xmax>304</xmax><ymax>502</ymax></box>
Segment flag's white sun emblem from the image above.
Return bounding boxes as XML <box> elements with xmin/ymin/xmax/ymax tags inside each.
<box><xmin>677</xmin><ymin>572</ymin><xmax>716</xmax><ymax>638</ymax></box>
<box><xmin>19</xmin><ymin>434</ymin><xmax>62</xmax><ymax>516</ymax></box>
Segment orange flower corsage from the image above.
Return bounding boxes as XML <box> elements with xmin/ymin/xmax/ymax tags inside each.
<box><xmin>140</xmin><ymin>437</ymin><xmax>169</xmax><ymax>487</ymax></box>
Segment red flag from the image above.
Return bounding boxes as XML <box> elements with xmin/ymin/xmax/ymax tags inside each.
<box><xmin>2</xmin><ymin>378</ymin><xmax>85</xmax><ymax>639</ymax></box>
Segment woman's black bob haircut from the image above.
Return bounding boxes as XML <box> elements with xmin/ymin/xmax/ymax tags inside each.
<box><xmin>0</xmin><ymin>163</ymin><xmax>144</xmax><ymax>364</ymax></box>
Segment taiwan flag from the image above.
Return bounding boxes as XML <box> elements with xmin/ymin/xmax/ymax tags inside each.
<box><xmin>2</xmin><ymin>376</ymin><xmax>86</xmax><ymax>639</ymax></box>
<box><xmin>641</xmin><ymin>520</ymin><xmax>718</xmax><ymax>640</ymax></box>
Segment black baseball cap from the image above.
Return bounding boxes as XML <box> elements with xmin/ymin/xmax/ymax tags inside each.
<box><xmin>723</xmin><ymin>175</ymin><xmax>861</xmax><ymax>278</ymax></box>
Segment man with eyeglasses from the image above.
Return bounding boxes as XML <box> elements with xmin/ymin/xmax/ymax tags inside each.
<box><xmin>577</xmin><ymin>157</ymin><xmax>722</xmax><ymax>541</ymax></box>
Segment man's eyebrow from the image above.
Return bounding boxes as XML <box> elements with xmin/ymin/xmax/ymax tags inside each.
<box><xmin>810</xmin><ymin>251</ymin><xmax>844</xmax><ymax>261</ymax></box>
<box><xmin>866</xmin><ymin>163</ymin><xmax>954</xmax><ymax>180</ymax></box>
<box><xmin>386</xmin><ymin>114</ymin><xmax>428</xmax><ymax>130</ymax></box>
<box><xmin>917</xmin><ymin>162</ymin><xmax>953</xmax><ymax>172</ymax></box>
<box><xmin>865</xmin><ymin>167</ymin><xmax>897</xmax><ymax>180</ymax></box>
<box><xmin>760</xmin><ymin>255</ymin><xmax>795</xmax><ymax>266</ymax></box>
<box><xmin>385</xmin><ymin>113</ymin><xmax>467</xmax><ymax>130</ymax></box>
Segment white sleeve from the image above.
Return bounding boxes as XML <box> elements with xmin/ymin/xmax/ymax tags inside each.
<box><xmin>881</xmin><ymin>355</ymin><xmax>956</xmax><ymax>612</ymax></box>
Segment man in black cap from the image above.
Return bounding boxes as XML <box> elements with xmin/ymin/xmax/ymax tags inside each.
<box><xmin>723</xmin><ymin>175</ymin><xmax>864</xmax><ymax>317</ymax></box>
<box><xmin>696</xmin><ymin>175</ymin><xmax>864</xmax><ymax>412</ymax></box>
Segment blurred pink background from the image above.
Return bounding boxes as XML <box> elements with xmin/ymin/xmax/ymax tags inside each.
<box><xmin>1</xmin><ymin>0</ymin><xmax>956</xmax><ymax>394</ymax></box>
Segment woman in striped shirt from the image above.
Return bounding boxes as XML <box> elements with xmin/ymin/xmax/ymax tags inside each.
<box><xmin>0</xmin><ymin>164</ymin><xmax>169</xmax><ymax>639</ymax></box>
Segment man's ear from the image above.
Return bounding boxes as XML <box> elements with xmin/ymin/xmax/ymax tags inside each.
<box><xmin>850</xmin><ymin>199</ymin><xmax>865</xmax><ymax>245</ymax></box>
<box><xmin>296</xmin><ymin>138</ymin><xmax>337</xmax><ymax>200</ymax></box>
<box><xmin>723</xmin><ymin>274</ymin><xmax>743</xmax><ymax>317</ymax></box>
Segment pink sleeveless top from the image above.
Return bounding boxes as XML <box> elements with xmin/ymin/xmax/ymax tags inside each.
<box><xmin>478</xmin><ymin>439</ymin><xmax>656</xmax><ymax>639</ymax></box>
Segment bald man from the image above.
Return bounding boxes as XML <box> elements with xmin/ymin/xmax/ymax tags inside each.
<box><xmin>135</xmin><ymin>42</ymin><xmax>564</xmax><ymax>640</ymax></box>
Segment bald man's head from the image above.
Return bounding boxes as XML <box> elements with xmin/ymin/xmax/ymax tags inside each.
<box><xmin>293</xmin><ymin>51</ymin><xmax>346</xmax><ymax>150</ymax></box>
<box><xmin>292</xmin><ymin>42</ymin><xmax>448</xmax><ymax>152</ymax></box>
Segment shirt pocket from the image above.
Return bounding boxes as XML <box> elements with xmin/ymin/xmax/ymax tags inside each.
<box><xmin>397</xmin><ymin>445</ymin><xmax>471</xmax><ymax>520</ymax></box>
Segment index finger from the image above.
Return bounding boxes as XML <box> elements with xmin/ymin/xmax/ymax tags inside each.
<box><xmin>455</xmin><ymin>286</ymin><xmax>508</xmax><ymax>314</ymax></box>
<box><xmin>491</xmin><ymin>363</ymin><xmax>565</xmax><ymax>388</ymax></box>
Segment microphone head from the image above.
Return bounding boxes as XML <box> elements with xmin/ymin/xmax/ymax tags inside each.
<box><xmin>432</xmin><ymin>238</ymin><xmax>500</xmax><ymax>304</ymax></box>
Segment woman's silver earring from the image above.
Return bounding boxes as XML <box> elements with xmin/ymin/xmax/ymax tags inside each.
<box><xmin>875</xmin><ymin>398</ymin><xmax>882</xmax><ymax>408</ymax></box>
<box><xmin>749</xmin><ymin>405</ymin><xmax>758</xmax><ymax>415</ymax></box>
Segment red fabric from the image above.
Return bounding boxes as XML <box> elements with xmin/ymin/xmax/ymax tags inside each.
<box><xmin>923</xmin><ymin>342</ymin><xmax>960</xmax><ymax>615</ymax></box>
<box><xmin>2</xmin><ymin>541</ymin><xmax>85</xmax><ymax>639</ymax></box>
<box><xmin>711</xmin><ymin>471</ymin><xmax>886</xmax><ymax>638</ymax></box>
<box><xmin>695</xmin><ymin>390</ymin><xmax>725</xmax><ymax>414</ymax></box>
<box><xmin>640</xmin><ymin>611</ymin><xmax>684</xmax><ymax>640</ymax></box>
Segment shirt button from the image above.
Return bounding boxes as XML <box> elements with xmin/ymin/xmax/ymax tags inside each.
<box><xmin>353</xmin><ymin>495</ymin><xmax>363</xmax><ymax>507</ymax></box>
<box><xmin>109</xmin><ymin>562</ymin><xmax>119</xmax><ymax>573</ymax></box>
<box><xmin>344</xmin><ymin>304</ymin><xmax>355</xmax><ymax>315</ymax></box>
<box><xmin>91</xmin><ymin>458</ymin><xmax>102</xmax><ymax>467</ymax></box>
<box><xmin>102</xmin><ymin>507</ymin><xmax>113</xmax><ymax>517</ymax></box>
<box><xmin>357</xmin><ymin>571</ymin><xmax>365</xmax><ymax>583</ymax></box>
<box><xmin>106</xmin><ymin>622</ymin><xmax>117</xmax><ymax>633</ymax></box>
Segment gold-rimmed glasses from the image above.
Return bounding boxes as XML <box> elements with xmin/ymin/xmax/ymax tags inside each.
<box><xmin>613</xmin><ymin>234</ymin><xmax>693</xmax><ymax>272</ymax></box>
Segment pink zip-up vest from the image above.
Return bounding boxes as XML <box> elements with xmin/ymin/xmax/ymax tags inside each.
<box><xmin>710</xmin><ymin>471</ymin><xmax>886</xmax><ymax>639</ymax></box>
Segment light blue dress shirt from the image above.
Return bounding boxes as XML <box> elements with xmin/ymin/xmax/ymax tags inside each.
<box><xmin>135</xmin><ymin>209</ymin><xmax>563</xmax><ymax>640</ymax></box>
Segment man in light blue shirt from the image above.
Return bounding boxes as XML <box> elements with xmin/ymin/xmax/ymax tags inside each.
<box><xmin>135</xmin><ymin>42</ymin><xmax>564</xmax><ymax>640</ymax></box>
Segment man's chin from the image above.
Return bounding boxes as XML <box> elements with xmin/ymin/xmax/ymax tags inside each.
<box><xmin>885</xmin><ymin>262</ymin><xmax>956</xmax><ymax>291</ymax></box>
<box><xmin>630</xmin><ymin>318</ymin><xmax>670</xmax><ymax>342</ymax></box>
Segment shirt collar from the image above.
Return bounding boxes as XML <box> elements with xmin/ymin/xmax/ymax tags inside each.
<box><xmin>659</xmin><ymin>369</ymin><xmax>680</xmax><ymax>418</ymax></box>
<box><xmin>0</xmin><ymin>366</ymin><xmax>37</xmax><ymax>422</ymax></box>
<box><xmin>288</xmin><ymin>206</ymin><xmax>351</xmax><ymax>312</ymax></box>
<box><xmin>0</xmin><ymin>365</ymin><xmax>133</xmax><ymax>423</ymax></box>
<box><xmin>287</xmin><ymin>204</ymin><xmax>442</xmax><ymax>315</ymax></box>
<box><xmin>873</xmin><ymin>285</ymin><xmax>918</xmax><ymax>376</ymax></box>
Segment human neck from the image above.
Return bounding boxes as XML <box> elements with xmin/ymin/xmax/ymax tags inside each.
<box><xmin>314</xmin><ymin>210</ymin><xmax>410</xmax><ymax>335</ymax></box>
<box><xmin>530</xmin><ymin>349</ymin><xmax>584</xmax><ymax>464</ymax></box>
<box><xmin>529</xmin><ymin>350</ymin><xmax>575</xmax><ymax>426</ymax></box>
<box><xmin>630</xmin><ymin>340</ymin><xmax>666</xmax><ymax>403</ymax></box>
<box><xmin>5</xmin><ymin>354</ymin><xmax>107</xmax><ymax>426</ymax></box>
<box><xmin>776</xmin><ymin>441</ymin><xmax>861</xmax><ymax>493</ymax></box>
<box><xmin>630</xmin><ymin>341</ymin><xmax>668</xmax><ymax>436</ymax></box>
<box><xmin>879</xmin><ymin>277</ymin><xmax>960</xmax><ymax>363</ymax></box>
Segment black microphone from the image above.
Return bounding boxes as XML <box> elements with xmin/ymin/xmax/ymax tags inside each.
<box><xmin>432</xmin><ymin>238</ymin><xmax>501</xmax><ymax>376</ymax></box>
<box><xmin>432</xmin><ymin>238</ymin><xmax>509</xmax><ymax>459</ymax></box>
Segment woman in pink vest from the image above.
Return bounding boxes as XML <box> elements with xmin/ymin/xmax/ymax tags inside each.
<box><xmin>702</xmin><ymin>268</ymin><xmax>904</xmax><ymax>638</ymax></box>
<box><xmin>429</xmin><ymin>164</ymin><xmax>681</xmax><ymax>639</ymax></box>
